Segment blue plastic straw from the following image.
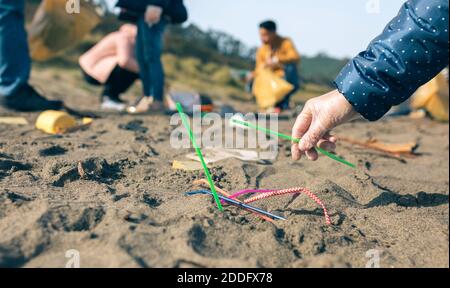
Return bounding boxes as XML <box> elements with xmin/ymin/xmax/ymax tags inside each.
<box><xmin>186</xmin><ymin>190</ymin><xmax>287</xmax><ymax>221</ymax></box>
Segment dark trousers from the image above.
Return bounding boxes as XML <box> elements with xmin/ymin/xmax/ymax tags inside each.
<box><xmin>82</xmin><ymin>65</ymin><xmax>139</xmax><ymax>100</ymax></box>
<box><xmin>0</xmin><ymin>0</ymin><xmax>29</xmax><ymax>98</ymax></box>
<box><xmin>136</xmin><ymin>18</ymin><xmax>166</xmax><ymax>101</ymax></box>
<box><xmin>277</xmin><ymin>63</ymin><xmax>300</xmax><ymax>109</ymax></box>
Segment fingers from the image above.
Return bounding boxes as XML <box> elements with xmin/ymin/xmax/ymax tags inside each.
<box><xmin>298</xmin><ymin>121</ymin><xmax>328</xmax><ymax>152</ymax></box>
<box><xmin>305</xmin><ymin>148</ymin><xmax>319</xmax><ymax>161</ymax></box>
<box><xmin>291</xmin><ymin>103</ymin><xmax>339</xmax><ymax>162</ymax></box>
<box><xmin>291</xmin><ymin>107</ymin><xmax>312</xmax><ymax>161</ymax></box>
<box><xmin>291</xmin><ymin>143</ymin><xmax>302</xmax><ymax>161</ymax></box>
<box><xmin>291</xmin><ymin>90</ymin><xmax>350</xmax><ymax>162</ymax></box>
<box><xmin>299</xmin><ymin>138</ymin><xmax>336</xmax><ymax>161</ymax></box>
<box><xmin>322</xmin><ymin>132</ymin><xmax>337</xmax><ymax>143</ymax></box>
<box><xmin>317</xmin><ymin>132</ymin><xmax>337</xmax><ymax>152</ymax></box>
<box><xmin>317</xmin><ymin>140</ymin><xmax>336</xmax><ymax>152</ymax></box>
<box><xmin>292</xmin><ymin>107</ymin><xmax>313</xmax><ymax>140</ymax></box>
<box><xmin>305</xmin><ymin>133</ymin><xmax>336</xmax><ymax>161</ymax></box>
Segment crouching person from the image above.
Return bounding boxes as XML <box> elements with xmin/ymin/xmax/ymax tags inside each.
<box><xmin>79</xmin><ymin>24</ymin><xmax>140</xmax><ymax>112</ymax></box>
<box><xmin>248</xmin><ymin>20</ymin><xmax>301</xmax><ymax>112</ymax></box>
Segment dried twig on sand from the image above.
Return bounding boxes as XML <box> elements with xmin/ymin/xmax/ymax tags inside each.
<box><xmin>339</xmin><ymin>136</ymin><xmax>418</xmax><ymax>159</ymax></box>
<box><xmin>193</xmin><ymin>179</ymin><xmax>232</xmax><ymax>197</ymax></box>
<box><xmin>77</xmin><ymin>161</ymin><xmax>86</xmax><ymax>179</ymax></box>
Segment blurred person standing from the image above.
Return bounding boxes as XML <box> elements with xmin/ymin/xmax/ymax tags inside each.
<box><xmin>115</xmin><ymin>0</ymin><xmax>188</xmax><ymax>113</ymax></box>
<box><xmin>0</xmin><ymin>0</ymin><xmax>63</xmax><ymax>111</ymax></box>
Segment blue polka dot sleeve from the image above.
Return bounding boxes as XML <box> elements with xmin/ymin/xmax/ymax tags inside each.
<box><xmin>334</xmin><ymin>0</ymin><xmax>449</xmax><ymax>121</ymax></box>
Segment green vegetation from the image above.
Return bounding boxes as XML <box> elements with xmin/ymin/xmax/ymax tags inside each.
<box><xmin>300</xmin><ymin>53</ymin><xmax>349</xmax><ymax>86</ymax></box>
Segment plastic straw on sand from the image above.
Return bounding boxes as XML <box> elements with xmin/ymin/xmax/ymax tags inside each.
<box><xmin>176</xmin><ymin>103</ymin><xmax>224</xmax><ymax>211</ymax></box>
<box><xmin>231</xmin><ymin>118</ymin><xmax>356</xmax><ymax>169</ymax></box>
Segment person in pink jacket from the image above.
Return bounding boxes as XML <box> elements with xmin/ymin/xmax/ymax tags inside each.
<box><xmin>79</xmin><ymin>24</ymin><xmax>140</xmax><ymax>112</ymax></box>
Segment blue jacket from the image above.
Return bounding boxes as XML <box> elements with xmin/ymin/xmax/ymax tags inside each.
<box><xmin>335</xmin><ymin>0</ymin><xmax>449</xmax><ymax>121</ymax></box>
<box><xmin>116</xmin><ymin>0</ymin><xmax>188</xmax><ymax>24</ymax></box>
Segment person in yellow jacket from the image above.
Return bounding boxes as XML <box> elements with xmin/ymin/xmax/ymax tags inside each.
<box><xmin>248</xmin><ymin>20</ymin><xmax>301</xmax><ymax>111</ymax></box>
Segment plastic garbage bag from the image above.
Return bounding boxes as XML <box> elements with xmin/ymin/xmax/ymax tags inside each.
<box><xmin>411</xmin><ymin>69</ymin><xmax>449</xmax><ymax>122</ymax></box>
<box><xmin>28</xmin><ymin>0</ymin><xmax>101</xmax><ymax>61</ymax></box>
<box><xmin>252</xmin><ymin>69</ymin><xmax>294</xmax><ymax>110</ymax></box>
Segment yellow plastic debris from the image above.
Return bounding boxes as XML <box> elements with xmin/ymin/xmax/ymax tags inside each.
<box><xmin>411</xmin><ymin>70</ymin><xmax>449</xmax><ymax>122</ymax></box>
<box><xmin>82</xmin><ymin>117</ymin><xmax>94</xmax><ymax>125</ymax></box>
<box><xmin>252</xmin><ymin>69</ymin><xmax>294</xmax><ymax>110</ymax></box>
<box><xmin>35</xmin><ymin>110</ymin><xmax>78</xmax><ymax>135</ymax></box>
<box><xmin>172</xmin><ymin>160</ymin><xmax>203</xmax><ymax>171</ymax></box>
<box><xmin>0</xmin><ymin>117</ymin><xmax>29</xmax><ymax>126</ymax></box>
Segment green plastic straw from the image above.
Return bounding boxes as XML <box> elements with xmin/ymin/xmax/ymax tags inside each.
<box><xmin>232</xmin><ymin>118</ymin><xmax>356</xmax><ymax>169</ymax></box>
<box><xmin>176</xmin><ymin>103</ymin><xmax>224</xmax><ymax>211</ymax></box>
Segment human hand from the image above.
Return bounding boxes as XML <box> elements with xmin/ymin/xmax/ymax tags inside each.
<box><xmin>145</xmin><ymin>5</ymin><xmax>163</xmax><ymax>25</ymax></box>
<box><xmin>291</xmin><ymin>90</ymin><xmax>360</xmax><ymax>161</ymax></box>
<box><xmin>264</xmin><ymin>57</ymin><xmax>280</xmax><ymax>70</ymax></box>
<box><xmin>245</xmin><ymin>72</ymin><xmax>255</xmax><ymax>82</ymax></box>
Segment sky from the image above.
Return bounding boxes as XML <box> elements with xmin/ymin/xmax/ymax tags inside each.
<box><xmin>108</xmin><ymin>0</ymin><xmax>407</xmax><ymax>58</ymax></box>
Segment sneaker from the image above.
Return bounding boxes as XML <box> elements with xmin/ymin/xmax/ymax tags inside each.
<box><xmin>127</xmin><ymin>96</ymin><xmax>164</xmax><ymax>114</ymax></box>
<box><xmin>100</xmin><ymin>96</ymin><xmax>127</xmax><ymax>112</ymax></box>
<box><xmin>0</xmin><ymin>84</ymin><xmax>63</xmax><ymax>112</ymax></box>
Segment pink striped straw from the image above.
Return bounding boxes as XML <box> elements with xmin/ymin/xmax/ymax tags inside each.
<box><xmin>227</xmin><ymin>187</ymin><xmax>331</xmax><ymax>226</ymax></box>
<box><xmin>220</xmin><ymin>189</ymin><xmax>274</xmax><ymax>204</ymax></box>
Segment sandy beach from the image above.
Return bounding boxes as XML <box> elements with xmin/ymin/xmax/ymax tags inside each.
<box><xmin>0</xmin><ymin>68</ymin><xmax>449</xmax><ymax>268</ymax></box>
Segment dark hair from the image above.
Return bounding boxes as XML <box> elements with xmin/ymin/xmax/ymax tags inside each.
<box><xmin>259</xmin><ymin>20</ymin><xmax>277</xmax><ymax>32</ymax></box>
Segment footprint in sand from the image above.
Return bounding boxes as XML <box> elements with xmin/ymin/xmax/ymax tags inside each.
<box><xmin>0</xmin><ymin>155</ymin><xmax>32</xmax><ymax>181</ymax></box>
<box><xmin>38</xmin><ymin>145</ymin><xmax>67</xmax><ymax>157</ymax></box>
<box><xmin>242</xmin><ymin>164</ymin><xmax>276</xmax><ymax>188</ymax></box>
<box><xmin>37</xmin><ymin>206</ymin><xmax>106</xmax><ymax>232</ymax></box>
<box><xmin>42</xmin><ymin>157</ymin><xmax>122</xmax><ymax>187</ymax></box>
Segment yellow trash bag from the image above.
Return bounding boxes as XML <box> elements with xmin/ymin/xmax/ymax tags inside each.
<box><xmin>28</xmin><ymin>0</ymin><xmax>101</xmax><ymax>61</ymax></box>
<box><xmin>252</xmin><ymin>69</ymin><xmax>294</xmax><ymax>110</ymax></box>
<box><xmin>411</xmin><ymin>69</ymin><xmax>449</xmax><ymax>122</ymax></box>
